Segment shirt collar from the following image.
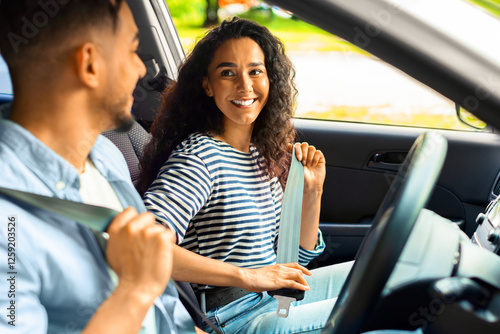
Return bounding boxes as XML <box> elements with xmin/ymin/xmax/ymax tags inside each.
<box><xmin>0</xmin><ymin>103</ymin><xmax>111</xmax><ymax>198</ymax></box>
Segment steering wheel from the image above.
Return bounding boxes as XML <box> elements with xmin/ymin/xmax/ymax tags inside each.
<box><xmin>324</xmin><ymin>131</ymin><xmax>448</xmax><ymax>334</ymax></box>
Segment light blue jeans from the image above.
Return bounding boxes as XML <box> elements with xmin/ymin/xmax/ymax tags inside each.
<box><xmin>202</xmin><ymin>261</ymin><xmax>423</xmax><ymax>333</ymax></box>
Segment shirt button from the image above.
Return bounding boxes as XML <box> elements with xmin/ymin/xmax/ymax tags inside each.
<box><xmin>55</xmin><ymin>181</ymin><xmax>66</xmax><ymax>190</ymax></box>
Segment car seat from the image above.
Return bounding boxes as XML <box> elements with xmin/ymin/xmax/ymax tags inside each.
<box><xmin>102</xmin><ymin>122</ymin><xmax>151</xmax><ymax>186</ymax></box>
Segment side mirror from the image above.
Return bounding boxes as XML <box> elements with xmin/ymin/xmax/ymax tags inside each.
<box><xmin>456</xmin><ymin>104</ymin><xmax>488</xmax><ymax>130</ymax></box>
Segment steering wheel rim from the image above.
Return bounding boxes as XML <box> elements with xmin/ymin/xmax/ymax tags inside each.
<box><xmin>324</xmin><ymin>131</ymin><xmax>448</xmax><ymax>334</ymax></box>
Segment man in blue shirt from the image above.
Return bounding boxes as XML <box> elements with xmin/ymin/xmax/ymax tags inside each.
<box><xmin>0</xmin><ymin>0</ymin><xmax>198</xmax><ymax>333</ymax></box>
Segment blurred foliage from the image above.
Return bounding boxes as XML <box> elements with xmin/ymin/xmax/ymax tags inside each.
<box><xmin>165</xmin><ymin>0</ymin><xmax>366</xmax><ymax>54</ymax></box>
<box><xmin>165</xmin><ymin>0</ymin><xmax>206</xmax><ymax>27</ymax></box>
<box><xmin>468</xmin><ymin>0</ymin><xmax>500</xmax><ymax>17</ymax></box>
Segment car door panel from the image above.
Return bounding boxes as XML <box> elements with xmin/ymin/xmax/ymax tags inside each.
<box><xmin>295</xmin><ymin>118</ymin><xmax>500</xmax><ymax>266</ymax></box>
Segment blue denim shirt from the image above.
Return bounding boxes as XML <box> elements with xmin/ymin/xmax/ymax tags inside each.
<box><xmin>0</xmin><ymin>105</ymin><xmax>195</xmax><ymax>333</ymax></box>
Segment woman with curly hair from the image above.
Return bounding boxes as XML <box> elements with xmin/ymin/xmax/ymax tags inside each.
<box><xmin>138</xmin><ymin>17</ymin><xmax>353</xmax><ymax>333</ymax></box>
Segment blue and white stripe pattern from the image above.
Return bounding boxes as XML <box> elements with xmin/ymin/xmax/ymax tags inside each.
<box><xmin>143</xmin><ymin>133</ymin><xmax>324</xmax><ymax>271</ymax></box>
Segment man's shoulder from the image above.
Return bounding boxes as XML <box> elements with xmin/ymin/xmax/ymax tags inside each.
<box><xmin>0</xmin><ymin>141</ymin><xmax>40</xmax><ymax>191</ymax></box>
<box><xmin>0</xmin><ymin>138</ymin><xmax>18</xmax><ymax>163</ymax></box>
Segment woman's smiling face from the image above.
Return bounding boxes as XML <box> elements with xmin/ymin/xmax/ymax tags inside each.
<box><xmin>203</xmin><ymin>37</ymin><xmax>270</xmax><ymax>131</ymax></box>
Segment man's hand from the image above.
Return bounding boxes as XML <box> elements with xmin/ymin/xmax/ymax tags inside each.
<box><xmin>82</xmin><ymin>207</ymin><xmax>177</xmax><ymax>334</ymax></box>
<box><xmin>106</xmin><ymin>207</ymin><xmax>175</xmax><ymax>303</ymax></box>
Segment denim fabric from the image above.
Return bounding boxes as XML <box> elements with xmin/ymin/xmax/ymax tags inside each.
<box><xmin>203</xmin><ymin>261</ymin><xmax>422</xmax><ymax>334</ymax></box>
<box><xmin>203</xmin><ymin>262</ymin><xmax>351</xmax><ymax>333</ymax></box>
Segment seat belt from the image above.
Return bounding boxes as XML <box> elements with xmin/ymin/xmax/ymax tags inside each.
<box><xmin>0</xmin><ymin>186</ymin><xmax>117</xmax><ymax>232</ymax></box>
<box><xmin>0</xmin><ymin>186</ymin><xmax>222</xmax><ymax>334</ymax></box>
<box><xmin>267</xmin><ymin>146</ymin><xmax>306</xmax><ymax>318</ymax></box>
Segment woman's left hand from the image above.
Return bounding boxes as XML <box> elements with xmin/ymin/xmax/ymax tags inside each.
<box><xmin>292</xmin><ymin>142</ymin><xmax>326</xmax><ymax>195</ymax></box>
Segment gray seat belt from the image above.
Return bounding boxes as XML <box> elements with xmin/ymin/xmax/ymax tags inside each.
<box><xmin>267</xmin><ymin>146</ymin><xmax>306</xmax><ymax>318</ymax></box>
<box><xmin>0</xmin><ymin>186</ymin><xmax>222</xmax><ymax>334</ymax></box>
<box><xmin>0</xmin><ymin>187</ymin><xmax>117</xmax><ymax>231</ymax></box>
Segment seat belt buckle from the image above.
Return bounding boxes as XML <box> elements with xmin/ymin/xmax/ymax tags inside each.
<box><xmin>267</xmin><ymin>288</ymin><xmax>305</xmax><ymax>318</ymax></box>
<box><xmin>198</xmin><ymin>290</ymin><xmax>207</xmax><ymax>314</ymax></box>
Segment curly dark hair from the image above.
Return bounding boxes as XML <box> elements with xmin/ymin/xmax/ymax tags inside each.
<box><xmin>137</xmin><ymin>17</ymin><xmax>297</xmax><ymax>195</ymax></box>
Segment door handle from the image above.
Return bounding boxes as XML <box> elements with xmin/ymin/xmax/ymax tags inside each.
<box><xmin>367</xmin><ymin>152</ymin><xmax>407</xmax><ymax>172</ymax></box>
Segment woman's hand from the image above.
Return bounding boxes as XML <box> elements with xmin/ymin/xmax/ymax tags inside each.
<box><xmin>292</xmin><ymin>142</ymin><xmax>326</xmax><ymax>195</ymax></box>
<box><xmin>242</xmin><ymin>263</ymin><xmax>312</xmax><ymax>292</ymax></box>
<box><xmin>290</xmin><ymin>142</ymin><xmax>325</xmax><ymax>250</ymax></box>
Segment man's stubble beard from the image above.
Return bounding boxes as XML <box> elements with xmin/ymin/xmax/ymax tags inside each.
<box><xmin>101</xmin><ymin>91</ymin><xmax>135</xmax><ymax>133</ymax></box>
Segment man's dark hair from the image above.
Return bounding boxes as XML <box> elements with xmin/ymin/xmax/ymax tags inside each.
<box><xmin>0</xmin><ymin>0</ymin><xmax>123</xmax><ymax>77</ymax></box>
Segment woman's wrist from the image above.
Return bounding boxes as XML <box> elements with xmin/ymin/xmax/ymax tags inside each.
<box><xmin>303</xmin><ymin>187</ymin><xmax>323</xmax><ymax>200</ymax></box>
<box><xmin>236</xmin><ymin>266</ymin><xmax>253</xmax><ymax>291</ymax></box>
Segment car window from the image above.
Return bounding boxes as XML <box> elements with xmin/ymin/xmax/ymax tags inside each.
<box><xmin>167</xmin><ymin>0</ymin><xmax>498</xmax><ymax>131</ymax></box>
<box><xmin>289</xmin><ymin>51</ymin><xmax>461</xmax><ymax>130</ymax></box>
<box><xmin>0</xmin><ymin>56</ymin><xmax>13</xmax><ymax>96</ymax></box>
<box><xmin>0</xmin><ymin>25</ymin><xmax>466</xmax><ymax>131</ymax></box>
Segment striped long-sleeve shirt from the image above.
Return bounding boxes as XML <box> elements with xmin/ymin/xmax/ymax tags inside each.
<box><xmin>143</xmin><ymin>133</ymin><xmax>325</xmax><ymax>272</ymax></box>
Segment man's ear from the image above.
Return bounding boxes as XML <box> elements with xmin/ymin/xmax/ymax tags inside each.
<box><xmin>202</xmin><ymin>77</ymin><xmax>214</xmax><ymax>97</ymax></box>
<box><xmin>75</xmin><ymin>43</ymin><xmax>102</xmax><ymax>88</ymax></box>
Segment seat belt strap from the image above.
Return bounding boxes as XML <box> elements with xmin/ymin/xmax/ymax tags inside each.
<box><xmin>268</xmin><ymin>146</ymin><xmax>306</xmax><ymax>318</ymax></box>
<box><xmin>276</xmin><ymin>146</ymin><xmax>304</xmax><ymax>264</ymax></box>
<box><xmin>0</xmin><ymin>186</ymin><xmax>117</xmax><ymax>231</ymax></box>
<box><xmin>0</xmin><ymin>185</ymin><xmax>222</xmax><ymax>334</ymax></box>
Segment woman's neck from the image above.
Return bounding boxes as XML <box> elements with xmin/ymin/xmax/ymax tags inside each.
<box><xmin>214</xmin><ymin>123</ymin><xmax>253</xmax><ymax>153</ymax></box>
